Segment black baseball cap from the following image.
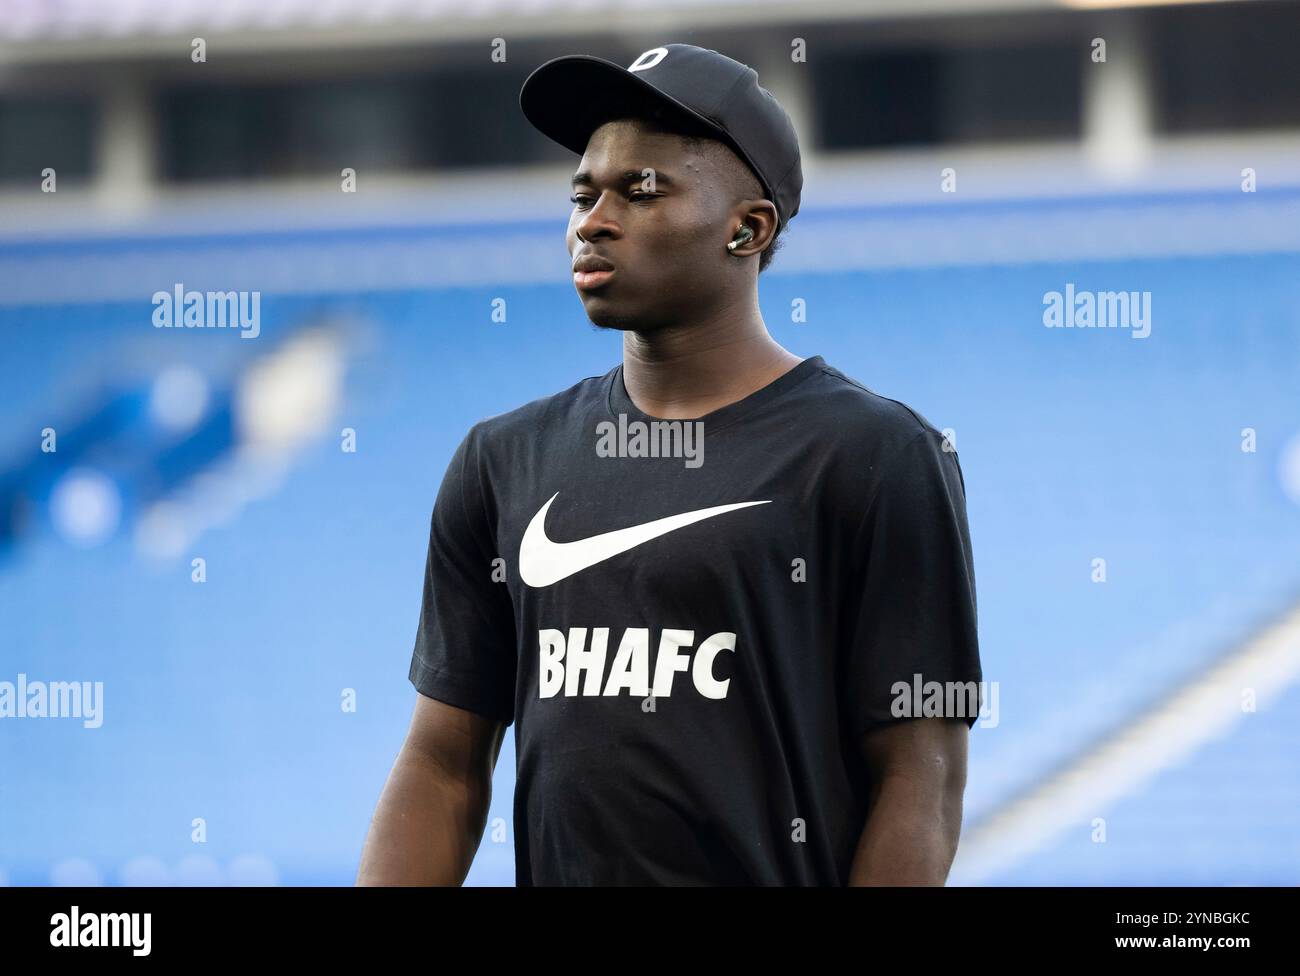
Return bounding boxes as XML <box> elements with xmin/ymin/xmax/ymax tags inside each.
<box><xmin>519</xmin><ymin>43</ymin><xmax>803</xmax><ymax>232</ymax></box>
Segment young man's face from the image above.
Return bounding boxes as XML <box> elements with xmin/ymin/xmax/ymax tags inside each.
<box><xmin>567</xmin><ymin>118</ymin><xmax>746</xmax><ymax>333</ymax></box>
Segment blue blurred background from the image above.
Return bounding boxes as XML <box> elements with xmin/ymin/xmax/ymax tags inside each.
<box><xmin>2</xmin><ymin>0</ymin><xmax>1299</xmax><ymax>886</ymax></box>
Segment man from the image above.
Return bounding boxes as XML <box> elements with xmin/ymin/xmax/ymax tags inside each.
<box><xmin>357</xmin><ymin>43</ymin><xmax>981</xmax><ymax>886</ymax></box>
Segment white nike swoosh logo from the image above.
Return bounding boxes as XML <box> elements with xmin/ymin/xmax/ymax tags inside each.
<box><xmin>519</xmin><ymin>492</ymin><xmax>770</xmax><ymax>587</ymax></box>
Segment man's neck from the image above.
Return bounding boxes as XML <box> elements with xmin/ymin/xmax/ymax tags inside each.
<box><xmin>620</xmin><ymin>316</ymin><xmax>804</xmax><ymax>421</ymax></box>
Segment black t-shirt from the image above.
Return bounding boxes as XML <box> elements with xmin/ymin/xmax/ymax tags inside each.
<box><xmin>408</xmin><ymin>354</ymin><xmax>981</xmax><ymax>885</ymax></box>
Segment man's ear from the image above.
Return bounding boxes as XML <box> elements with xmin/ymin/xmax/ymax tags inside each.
<box><xmin>729</xmin><ymin>202</ymin><xmax>778</xmax><ymax>258</ymax></box>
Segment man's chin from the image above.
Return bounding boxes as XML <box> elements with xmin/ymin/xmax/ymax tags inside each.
<box><xmin>582</xmin><ymin>299</ymin><xmax>649</xmax><ymax>333</ymax></box>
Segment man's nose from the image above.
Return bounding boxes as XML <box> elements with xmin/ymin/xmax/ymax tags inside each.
<box><xmin>576</xmin><ymin>194</ymin><xmax>619</xmax><ymax>241</ymax></box>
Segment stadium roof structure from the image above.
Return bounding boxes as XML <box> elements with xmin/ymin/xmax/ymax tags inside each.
<box><xmin>0</xmin><ymin>0</ymin><xmax>1153</xmax><ymax>58</ymax></box>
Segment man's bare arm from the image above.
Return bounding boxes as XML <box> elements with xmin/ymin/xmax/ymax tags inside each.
<box><xmin>356</xmin><ymin>692</ymin><xmax>506</xmax><ymax>886</ymax></box>
<box><xmin>847</xmin><ymin>717</ymin><xmax>968</xmax><ymax>886</ymax></box>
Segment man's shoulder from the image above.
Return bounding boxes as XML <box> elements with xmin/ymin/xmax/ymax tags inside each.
<box><xmin>804</xmin><ymin>361</ymin><xmax>967</xmax><ymax>526</ymax></box>
<box><xmin>802</xmin><ymin>358</ymin><xmax>949</xmax><ymax>458</ymax></box>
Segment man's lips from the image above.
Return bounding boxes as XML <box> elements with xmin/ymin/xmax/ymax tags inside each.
<box><xmin>572</xmin><ymin>254</ymin><xmax>616</xmax><ymax>291</ymax></box>
<box><xmin>574</xmin><ymin>268</ymin><xmax>615</xmax><ymax>291</ymax></box>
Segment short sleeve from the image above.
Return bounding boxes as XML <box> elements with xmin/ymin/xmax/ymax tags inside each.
<box><xmin>843</xmin><ymin>429</ymin><xmax>982</xmax><ymax>740</ymax></box>
<box><xmin>408</xmin><ymin>425</ymin><xmax>517</xmax><ymax>725</ymax></box>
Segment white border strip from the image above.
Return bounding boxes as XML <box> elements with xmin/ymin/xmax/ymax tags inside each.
<box><xmin>950</xmin><ymin>597</ymin><xmax>1300</xmax><ymax>884</ymax></box>
<box><xmin>1</xmin><ymin>194</ymin><xmax>1298</xmax><ymax>307</ymax></box>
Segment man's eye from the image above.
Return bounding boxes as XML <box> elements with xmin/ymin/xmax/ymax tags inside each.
<box><xmin>569</xmin><ymin>192</ymin><xmax>656</xmax><ymax>207</ymax></box>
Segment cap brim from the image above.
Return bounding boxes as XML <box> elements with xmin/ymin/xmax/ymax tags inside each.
<box><xmin>519</xmin><ymin>54</ymin><xmax>731</xmax><ymax>159</ymax></box>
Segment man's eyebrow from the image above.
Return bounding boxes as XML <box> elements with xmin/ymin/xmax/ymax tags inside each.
<box><xmin>571</xmin><ymin>169</ymin><xmax>676</xmax><ymax>188</ymax></box>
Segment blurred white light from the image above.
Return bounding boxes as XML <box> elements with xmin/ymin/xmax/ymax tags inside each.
<box><xmin>134</xmin><ymin>501</ymin><xmax>190</xmax><ymax>560</ymax></box>
<box><xmin>1063</xmin><ymin>0</ymin><xmax>1232</xmax><ymax>7</ymax></box>
<box><xmin>51</xmin><ymin>858</ymin><xmax>104</xmax><ymax>886</ymax></box>
<box><xmin>228</xmin><ymin>854</ymin><xmax>280</xmax><ymax>886</ymax></box>
<box><xmin>50</xmin><ymin>469</ymin><xmax>121</xmax><ymax>546</ymax></box>
<box><xmin>236</xmin><ymin>329</ymin><xmax>343</xmax><ymax>451</ymax></box>
<box><xmin>132</xmin><ymin>450</ymin><xmax>295</xmax><ymax>562</ymax></box>
<box><xmin>119</xmin><ymin>856</ymin><xmax>172</xmax><ymax>887</ymax></box>
<box><xmin>150</xmin><ymin>365</ymin><xmax>210</xmax><ymax>433</ymax></box>
<box><xmin>1280</xmin><ymin>432</ymin><xmax>1300</xmax><ymax>507</ymax></box>
<box><xmin>173</xmin><ymin>854</ymin><xmax>224</xmax><ymax>886</ymax></box>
